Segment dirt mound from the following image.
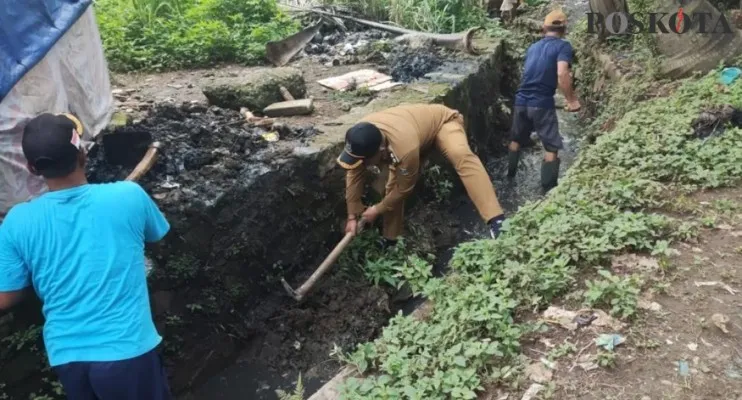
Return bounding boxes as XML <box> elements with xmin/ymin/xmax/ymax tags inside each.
<box><xmin>388</xmin><ymin>46</ymin><xmax>444</xmax><ymax>82</ymax></box>
<box><xmin>87</xmin><ymin>102</ymin><xmax>319</xmax><ymax>205</ymax></box>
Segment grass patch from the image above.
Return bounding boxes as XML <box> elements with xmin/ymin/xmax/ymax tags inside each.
<box><xmin>95</xmin><ymin>0</ymin><xmax>299</xmax><ymax>72</ymax></box>
<box><xmin>335</xmin><ymin>49</ymin><xmax>742</xmax><ymax>400</ymax></box>
<box><xmin>318</xmin><ymin>0</ymin><xmax>491</xmax><ymax>33</ymax></box>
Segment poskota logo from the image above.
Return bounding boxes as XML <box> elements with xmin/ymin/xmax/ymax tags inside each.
<box><xmin>586</xmin><ymin>1</ymin><xmax>733</xmax><ymax>35</ymax></box>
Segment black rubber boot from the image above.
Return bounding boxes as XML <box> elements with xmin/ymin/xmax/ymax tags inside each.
<box><xmin>488</xmin><ymin>214</ymin><xmax>506</xmax><ymax>239</ymax></box>
<box><xmin>507</xmin><ymin>150</ymin><xmax>521</xmax><ymax>179</ymax></box>
<box><xmin>541</xmin><ymin>158</ymin><xmax>560</xmax><ymax>193</ymax></box>
<box><xmin>379</xmin><ymin>238</ymin><xmax>398</xmax><ymax>251</ymax></box>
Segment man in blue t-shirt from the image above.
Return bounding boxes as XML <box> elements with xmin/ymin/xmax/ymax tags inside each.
<box><xmin>0</xmin><ymin>113</ymin><xmax>172</xmax><ymax>399</ymax></box>
<box><xmin>507</xmin><ymin>9</ymin><xmax>581</xmax><ymax>192</ymax></box>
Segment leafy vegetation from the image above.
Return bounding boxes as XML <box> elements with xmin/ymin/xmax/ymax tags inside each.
<box><xmin>276</xmin><ymin>374</ymin><xmax>305</xmax><ymax>400</ymax></box>
<box><xmin>95</xmin><ymin>0</ymin><xmax>299</xmax><ymax>71</ymax></box>
<box><xmin>335</xmin><ymin>41</ymin><xmax>742</xmax><ymax>400</ymax></box>
<box><xmin>318</xmin><ymin>0</ymin><xmax>490</xmax><ymax>33</ymax></box>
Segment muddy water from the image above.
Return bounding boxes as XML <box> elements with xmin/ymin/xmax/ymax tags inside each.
<box><xmin>186</xmin><ymin>109</ymin><xmax>582</xmax><ymax>400</ymax></box>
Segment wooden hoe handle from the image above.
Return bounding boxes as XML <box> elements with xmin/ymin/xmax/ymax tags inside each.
<box><xmin>125</xmin><ymin>142</ymin><xmax>162</xmax><ymax>182</ymax></box>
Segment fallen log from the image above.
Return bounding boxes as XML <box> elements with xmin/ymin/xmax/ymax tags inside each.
<box><xmin>286</xmin><ymin>5</ymin><xmax>485</xmax><ymax>55</ymax></box>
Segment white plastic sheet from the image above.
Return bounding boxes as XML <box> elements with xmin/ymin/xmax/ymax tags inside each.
<box><xmin>0</xmin><ymin>7</ymin><xmax>113</xmax><ymax>221</ymax></box>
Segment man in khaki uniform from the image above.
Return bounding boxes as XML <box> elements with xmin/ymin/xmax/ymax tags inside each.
<box><xmin>337</xmin><ymin>104</ymin><xmax>506</xmax><ymax>246</ymax></box>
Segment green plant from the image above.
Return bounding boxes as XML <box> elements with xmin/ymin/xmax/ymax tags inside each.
<box><xmin>95</xmin><ymin>0</ymin><xmax>299</xmax><ymax>71</ymax></box>
<box><xmin>319</xmin><ymin>0</ymin><xmax>489</xmax><ymax>33</ymax></box>
<box><xmin>547</xmin><ymin>342</ymin><xmax>576</xmax><ymax>361</ymax></box>
<box><xmin>336</xmin><ymin>57</ymin><xmax>742</xmax><ymax>398</ymax></box>
<box><xmin>596</xmin><ymin>351</ymin><xmax>617</xmax><ymax>368</ymax></box>
<box><xmin>583</xmin><ymin>270</ymin><xmax>642</xmax><ymax>320</ymax></box>
<box><xmin>424</xmin><ymin>165</ymin><xmax>454</xmax><ymax>204</ymax></box>
<box><xmin>276</xmin><ymin>373</ymin><xmax>305</xmax><ymax>400</ymax></box>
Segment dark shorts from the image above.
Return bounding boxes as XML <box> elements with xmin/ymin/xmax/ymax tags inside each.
<box><xmin>509</xmin><ymin>106</ymin><xmax>563</xmax><ymax>151</ymax></box>
<box><xmin>53</xmin><ymin>348</ymin><xmax>172</xmax><ymax>400</ymax></box>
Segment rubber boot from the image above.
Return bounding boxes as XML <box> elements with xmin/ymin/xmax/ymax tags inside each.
<box><xmin>541</xmin><ymin>158</ymin><xmax>560</xmax><ymax>193</ymax></box>
<box><xmin>507</xmin><ymin>150</ymin><xmax>521</xmax><ymax>179</ymax></box>
<box><xmin>379</xmin><ymin>237</ymin><xmax>398</xmax><ymax>251</ymax></box>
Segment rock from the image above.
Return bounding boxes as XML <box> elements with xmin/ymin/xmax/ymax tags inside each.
<box><xmin>638</xmin><ymin>298</ymin><xmax>662</xmax><ymax>312</ymax></box>
<box><xmin>202</xmin><ymin>67</ymin><xmax>307</xmax><ymax>111</ymax></box>
<box><xmin>712</xmin><ymin>313</ymin><xmax>730</xmax><ymax>333</ymax></box>
<box><xmin>263</xmin><ymin>99</ymin><xmax>314</xmax><ymax>117</ymax></box>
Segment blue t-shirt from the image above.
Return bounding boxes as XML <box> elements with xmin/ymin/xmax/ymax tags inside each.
<box><xmin>514</xmin><ymin>36</ymin><xmax>574</xmax><ymax>109</ymax></box>
<box><xmin>0</xmin><ymin>181</ymin><xmax>170</xmax><ymax>367</ymax></box>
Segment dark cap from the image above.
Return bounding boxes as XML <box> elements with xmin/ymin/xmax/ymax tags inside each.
<box><xmin>336</xmin><ymin>122</ymin><xmax>382</xmax><ymax>170</ymax></box>
<box><xmin>22</xmin><ymin>113</ymin><xmax>85</xmax><ymax>177</ymax></box>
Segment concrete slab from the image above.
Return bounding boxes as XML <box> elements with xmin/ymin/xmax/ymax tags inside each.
<box><xmin>263</xmin><ymin>99</ymin><xmax>314</xmax><ymax>117</ymax></box>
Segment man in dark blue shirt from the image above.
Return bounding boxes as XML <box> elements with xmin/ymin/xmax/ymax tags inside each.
<box><xmin>507</xmin><ymin>9</ymin><xmax>580</xmax><ymax>192</ymax></box>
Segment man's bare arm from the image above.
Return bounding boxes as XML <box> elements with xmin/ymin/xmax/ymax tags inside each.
<box><xmin>557</xmin><ymin>61</ymin><xmax>577</xmax><ymax>102</ymax></box>
<box><xmin>0</xmin><ymin>287</ymin><xmax>32</xmax><ymax>310</ymax></box>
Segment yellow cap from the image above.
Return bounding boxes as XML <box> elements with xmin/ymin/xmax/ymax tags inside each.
<box><xmin>544</xmin><ymin>10</ymin><xmax>567</xmax><ymax>27</ymax></box>
<box><xmin>57</xmin><ymin>113</ymin><xmax>84</xmax><ymax>137</ymax></box>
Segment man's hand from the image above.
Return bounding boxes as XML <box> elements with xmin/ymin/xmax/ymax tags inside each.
<box><xmin>345</xmin><ymin>218</ymin><xmax>358</xmax><ymax>235</ymax></box>
<box><xmin>361</xmin><ymin>205</ymin><xmax>382</xmax><ymax>224</ymax></box>
<box><xmin>565</xmin><ymin>99</ymin><xmax>581</xmax><ymax>112</ymax></box>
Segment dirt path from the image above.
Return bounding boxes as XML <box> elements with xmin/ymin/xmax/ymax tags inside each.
<box><xmin>110</xmin><ymin>58</ymin><xmax>379</xmax><ymax>126</ymax></box>
<box><xmin>496</xmin><ymin>187</ymin><xmax>742</xmax><ymax>400</ymax></box>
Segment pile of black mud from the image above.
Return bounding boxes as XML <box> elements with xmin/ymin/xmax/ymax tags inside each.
<box><xmin>87</xmin><ymin>102</ymin><xmax>319</xmax><ymax>208</ymax></box>
<box><xmin>388</xmin><ymin>45</ymin><xmax>444</xmax><ymax>82</ymax></box>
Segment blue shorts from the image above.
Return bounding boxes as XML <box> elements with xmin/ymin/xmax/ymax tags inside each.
<box><xmin>509</xmin><ymin>106</ymin><xmax>563</xmax><ymax>151</ymax></box>
<box><xmin>52</xmin><ymin>348</ymin><xmax>172</xmax><ymax>400</ymax></box>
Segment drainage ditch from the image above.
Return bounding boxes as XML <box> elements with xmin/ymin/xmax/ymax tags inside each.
<box><xmin>0</xmin><ymin>25</ymin><xmax>584</xmax><ymax>400</ymax></box>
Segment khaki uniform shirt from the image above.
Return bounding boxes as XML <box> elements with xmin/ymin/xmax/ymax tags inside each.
<box><xmin>345</xmin><ymin>104</ymin><xmax>459</xmax><ymax>215</ymax></box>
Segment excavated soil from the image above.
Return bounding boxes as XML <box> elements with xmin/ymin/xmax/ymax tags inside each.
<box><xmin>87</xmin><ymin>102</ymin><xmax>319</xmax><ymax>193</ymax></box>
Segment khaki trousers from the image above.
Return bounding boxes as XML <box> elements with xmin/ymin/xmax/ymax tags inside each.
<box><xmin>382</xmin><ymin>116</ymin><xmax>504</xmax><ymax>239</ymax></box>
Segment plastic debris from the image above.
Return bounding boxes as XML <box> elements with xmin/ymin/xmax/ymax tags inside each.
<box><xmin>687</xmin><ymin>343</ymin><xmax>698</xmax><ymax>351</ymax></box>
<box><xmin>261</xmin><ymin>132</ymin><xmax>279</xmax><ymax>142</ymax></box>
<box><xmin>595</xmin><ymin>334</ymin><xmax>625</xmax><ymax>351</ymax></box>
<box><xmin>317</xmin><ymin>69</ymin><xmax>402</xmax><ymax>92</ymax></box>
<box><xmin>678</xmin><ymin>360</ymin><xmax>690</xmax><ymax>377</ymax></box>
<box><xmin>720</xmin><ymin>67</ymin><xmax>741</xmax><ymax>85</ymax></box>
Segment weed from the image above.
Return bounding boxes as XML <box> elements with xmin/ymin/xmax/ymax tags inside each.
<box><xmin>318</xmin><ymin>0</ymin><xmax>490</xmax><ymax>33</ymax></box>
<box><xmin>583</xmin><ymin>270</ymin><xmax>642</xmax><ymax>320</ymax></box>
<box><xmin>547</xmin><ymin>342</ymin><xmax>576</xmax><ymax>361</ymax></box>
<box><xmin>276</xmin><ymin>373</ymin><xmax>305</xmax><ymax>400</ymax></box>
<box><xmin>423</xmin><ymin>165</ymin><xmax>454</xmax><ymax>204</ymax></box>
<box><xmin>596</xmin><ymin>350</ymin><xmax>617</xmax><ymax>368</ymax></box>
<box><xmin>2</xmin><ymin>325</ymin><xmax>42</xmax><ymax>353</ymax></box>
<box><xmin>701</xmin><ymin>215</ymin><xmax>718</xmax><ymax>228</ymax></box>
<box><xmin>95</xmin><ymin>0</ymin><xmax>299</xmax><ymax>71</ymax></box>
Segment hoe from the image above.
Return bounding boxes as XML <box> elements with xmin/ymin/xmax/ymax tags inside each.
<box><xmin>281</xmin><ymin>220</ymin><xmax>366</xmax><ymax>301</ymax></box>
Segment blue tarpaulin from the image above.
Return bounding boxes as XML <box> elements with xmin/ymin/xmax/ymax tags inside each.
<box><xmin>0</xmin><ymin>0</ymin><xmax>92</xmax><ymax>102</ymax></box>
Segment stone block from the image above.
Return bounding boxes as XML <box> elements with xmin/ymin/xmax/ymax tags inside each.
<box><xmin>262</xmin><ymin>99</ymin><xmax>314</xmax><ymax>117</ymax></box>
